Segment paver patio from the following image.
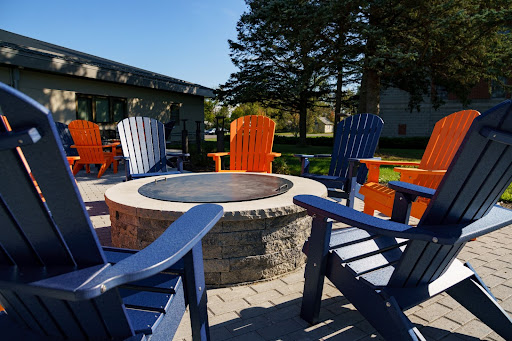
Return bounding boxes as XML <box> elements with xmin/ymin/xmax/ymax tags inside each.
<box><xmin>76</xmin><ymin>164</ymin><xmax>512</xmax><ymax>340</ymax></box>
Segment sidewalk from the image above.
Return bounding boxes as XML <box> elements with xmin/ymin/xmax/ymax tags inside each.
<box><xmin>76</xmin><ymin>165</ymin><xmax>512</xmax><ymax>341</ymax></box>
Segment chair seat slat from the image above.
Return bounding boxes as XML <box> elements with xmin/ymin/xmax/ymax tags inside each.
<box><xmin>358</xmin><ymin>264</ymin><xmax>396</xmax><ymax>288</ymax></box>
<box><xmin>126</xmin><ymin>308</ymin><xmax>161</xmax><ymax>334</ymax></box>
<box><xmin>328</xmin><ymin>228</ymin><xmax>376</xmax><ymax>249</ymax></box>
<box><xmin>345</xmin><ymin>246</ymin><xmax>405</xmax><ymax>276</ymax></box>
<box><xmin>120</xmin><ymin>288</ymin><xmax>176</xmax><ymax>313</ymax></box>
<box><xmin>121</xmin><ymin>273</ymin><xmax>181</xmax><ymax>294</ymax></box>
<box><xmin>333</xmin><ymin>235</ymin><xmax>406</xmax><ymax>264</ymax></box>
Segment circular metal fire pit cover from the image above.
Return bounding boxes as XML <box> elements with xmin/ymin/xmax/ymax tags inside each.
<box><xmin>138</xmin><ymin>173</ymin><xmax>294</xmax><ymax>203</ymax></box>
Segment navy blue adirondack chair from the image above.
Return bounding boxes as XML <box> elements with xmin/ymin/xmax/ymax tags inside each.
<box><xmin>117</xmin><ymin>117</ymin><xmax>189</xmax><ymax>181</ymax></box>
<box><xmin>295</xmin><ymin>113</ymin><xmax>383</xmax><ymax>208</ymax></box>
<box><xmin>294</xmin><ymin>100</ymin><xmax>512</xmax><ymax>340</ymax></box>
<box><xmin>0</xmin><ymin>82</ymin><xmax>222</xmax><ymax>340</ymax></box>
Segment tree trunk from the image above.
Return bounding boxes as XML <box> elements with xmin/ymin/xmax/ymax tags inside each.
<box><xmin>298</xmin><ymin>95</ymin><xmax>308</xmax><ymax>146</ymax></box>
<box><xmin>358</xmin><ymin>67</ymin><xmax>380</xmax><ymax>115</ymax></box>
<box><xmin>334</xmin><ymin>70</ymin><xmax>343</xmax><ymax>137</ymax></box>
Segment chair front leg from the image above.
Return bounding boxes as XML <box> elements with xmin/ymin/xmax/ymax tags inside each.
<box><xmin>300</xmin><ymin>215</ymin><xmax>332</xmax><ymax>325</ymax></box>
<box><xmin>266</xmin><ymin>155</ymin><xmax>276</xmax><ymax>173</ymax></box>
<box><xmin>213</xmin><ymin>156</ymin><xmax>222</xmax><ymax>172</ymax></box>
<box><xmin>300</xmin><ymin>157</ymin><xmax>310</xmax><ymax>175</ymax></box>
<box><xmin>183</xmin><ymin>242</ymin><xmax>210</xmax><ymax>341</ymax></box>
<box><xmin>346</xmin><ymin>160</ymin><xmax>361</xmax><ymax>208</ymax></box>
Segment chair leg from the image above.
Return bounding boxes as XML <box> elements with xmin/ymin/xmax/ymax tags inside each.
<box><xmin>113</xmin><ymin>159</ymin><xmax>118</xmax><ymax>173</ymax></box>
<box><xmin>214</xmin><ymin>157</ymin><xmax>221</xmax><ymax>172</ymax></box>
<box><xmin>72</xmin><ymin>163</ymin><xmax>83</xmax><ymax>176</ymax></box>
<box><xmin>363</xmin><ymin>204</ymin><xmax>375</xmax><ymax>216</ymax></box>
<box><xmin>183</xmin><ymin>242</ymin><xmax>210</xmax><ymax>341</ymax></box>
<box><xmin>177</xmin><ymin>156</ymin><xmax>184</xmax><ymax>172</ymax></box>
<box><xmin>346</xmin><ymin>178</ymin><xmax>358</xmax><ymax>209</ymax></box>
<box><xmin>97</xmin><ymin>163</ymin><xmax>109</xmax><ymax>178</ymax></box>
<box><xmin>85</xmin><ymin>164</ymin><xmax>91</xmax><ymax>173</ymax></box>
<box><xmin>447</xmin><ymin>276</ymin><xmax>512</xmax><ymax>340</ymax></box>
<box><xmin>300</xmin><ymin>216</ymin><xmax>332</xmax><ymax>325</ymax></box>
<box><xmin>329</xmin><ymin>265</ymin><xmax>423</xmax><ymax>340</ymax></box>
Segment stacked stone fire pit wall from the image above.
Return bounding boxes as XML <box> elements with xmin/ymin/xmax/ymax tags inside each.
<box><xmin>105</xmin><ymin>173</ymin><xmax>326</xmax><ymax>287</ymax></box>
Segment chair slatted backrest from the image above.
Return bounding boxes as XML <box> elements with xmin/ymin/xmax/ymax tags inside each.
<box><xmin>0</xmin><ymin>83</ymin><xmax>133</xmax><ymax>339</ymax></box>
<box><xmin>55</xmin><ymin>122</ymin><xmax>79</xmax><ymax>156</ymax></box>
<box><xmin>118</xmin><ymin>117</ymin><xmax>167</xmax><ymax>175</ymax></box>
<box><xmin>229</xmin><ymin>115</ymin><xmax>276</xmax><ymax>172</ymax></box>
<box><xmin>68</xmin><ymin>120</ymin><xmax>106</xmax><ymax>163</ymax></box>
<box><xmin>329</xmin><ymin>114</ymin><xmax>384</xmax><ymax>184</ymax></box>
<box><xmin>389</xmin><ymin>101</ymin><xmax>512</xmax><ymax>288</ymax></box>
<box><xmin>415</xmin><ymin>110</ymin><xmax>480</xmax><ymax>188</ymax></box>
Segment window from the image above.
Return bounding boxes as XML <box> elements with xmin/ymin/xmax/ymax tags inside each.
<box><xmin>170</xmin><ymin>103</ymin><xmax>181</xmax><ymax>123</ymax></box>
<box><xmin>75</xmin><ymin>94</ymin><xmax>127</xmax><ymax>124</ymax></box>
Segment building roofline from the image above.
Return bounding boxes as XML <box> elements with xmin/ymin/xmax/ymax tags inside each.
<box><xmin>0</xmin><ymin>30</ymin><xmax>215</xmax><ymax>98</ymax></box>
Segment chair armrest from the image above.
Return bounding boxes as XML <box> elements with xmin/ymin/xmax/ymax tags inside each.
<box><xmin>347</xmin><ymin>157</ymin><xmax>381</xmax><ymax>178</ymax></box>
<box><xmin>293</xmin><ymin>154</ymin><xmax>314</xmax><ymax>158</ymax></box>
<box><xmin>293</xmin><ymin>195</ymin><xmax>512</xmax><ymax>245</ymax></box>
<box><xmin>348</xmin><ymin>157</ymin><xmax>381</xmax><ymax>162</ymax></box>
<box><xmin>166</xmin><ymin>152</ymin><xmax>190</xmax><ymax>157</ymax></box>
<box><xmin>102</xmin><ymin>142</ymin><xmax>120</xmax><ymax>148</ymax></box>
<box><xmin>208</xmin><ymin>152</ymin><xmax>230</xmax><ymax>172</ymax></box>
<box><xmin>360</xmin><ymin>159</ymin><xmax>420</xmax><ymax>183</ymax></box>
<box><xmin>70</xmin><ymin>145</ymin><xmax>104</xmax><ymax>149</ymax></box>
<box><xmin>78</xmin><ymin>204</ymin><xmax>224</xmax><ymax>299</ymax></box>
<box><xmin>269</xmin><ymin>152</ymin><xmax>281</xmax><ymax>157</ymax></box>
<box><xmin>131</xmin><ymin>171</ymin><xmax>180</xmax><ymax>179</ymax></box>
<box><xmin>394</xmin><ymin>167</ymin><xmax>445</xmax><ymax>182</ymax></box>
<box><xmin>293</xmin><ymin>154</ymin><xmax>331</xmax><ymax>159</ymax></box>
<box><xmin>388</xmin><ymin>181</ymin><xmax>436</xmax><ymax>199</ymax></box>
<box><xmin>207</xmin><ymin>152</ymin><xmax>229</xmax><ymax>157</ymax></box>
<box><xmin>359</xmin><ymin>160</ymin><xmax>420</xmax><ymax>166</ymax></box>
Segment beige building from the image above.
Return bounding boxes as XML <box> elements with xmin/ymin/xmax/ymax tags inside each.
<box><xmin>314</xmin><ymin>116</ymin><xmax>334</xmax><ymax>133</ymax></box>
<box><xmin>0</xmin><ymin>29</ymin><xmax>214</xmax><ymax>141</ymax></box>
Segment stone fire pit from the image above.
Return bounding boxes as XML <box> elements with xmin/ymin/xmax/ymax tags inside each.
<box><xmin>105</xmin><ymin>172</ymin><xmax>327</xmax><ymax>286</ymax></box>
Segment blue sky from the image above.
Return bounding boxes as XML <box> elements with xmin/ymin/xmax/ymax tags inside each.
<box><xmin>0</xmin><ymin>0</ymin><xmax>248</xmax><ymax>89</ymax></box>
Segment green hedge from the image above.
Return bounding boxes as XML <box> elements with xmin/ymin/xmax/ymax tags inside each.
<box><xmin>379</xmin><ymin>137</ymin><xmax>430</xmax><ymax>149</ymax></box>
<box><xmin>273</xmin><ymin>135</ymin><xmax>334</xmax><ymax>146</ymax></box>
<box><xmin>273</xmin><ymin>135</ymin><xmax>430</xmax><ymax>149</ymax></box>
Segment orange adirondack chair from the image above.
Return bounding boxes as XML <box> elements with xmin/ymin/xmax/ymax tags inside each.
<box><xmin>208</xmin><ymin>115</ymin><xmax>281</xmax><ymax>173</ymax></box>
<box><xmin>359</xmin><ymin>109</ymin><xmax>480</xmax><ymax>220</ymax></box>
<box><xmin>68</xmin><ymin>120</ymin><xmax>119</xmax><ymax>178</ymax></box>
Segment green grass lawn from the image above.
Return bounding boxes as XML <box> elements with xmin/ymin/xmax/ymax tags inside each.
<box><xmin>272</xmin><ymin>144</ymin><xmax>512</xmax><ymax>202</ymax></box>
